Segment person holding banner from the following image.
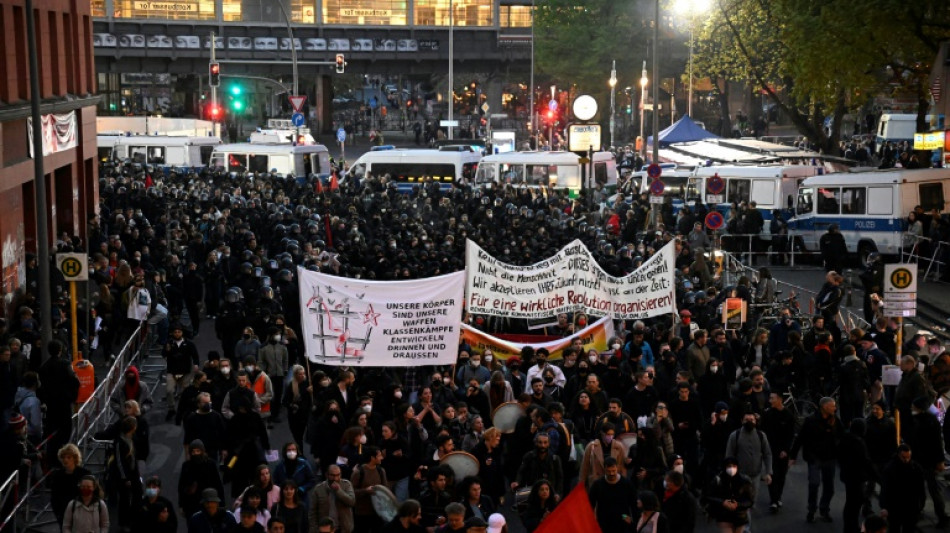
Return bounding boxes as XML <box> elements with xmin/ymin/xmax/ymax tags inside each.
<box><xmin>526</xmin><ymin>349</ymin><xmax>565</xmax><ymax>389</ymax></box>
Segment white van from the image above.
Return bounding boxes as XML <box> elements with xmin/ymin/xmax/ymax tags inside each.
<box><xmin>100</xmin><ymin>135</ymin><xmax>222</xmax><ymax>169</ymax></box>
<box><xmin>474</xmin><ymin>151</ymin><xmax>617</xmax><ymax>198</ymax></box>
<box><xmin>686</xmin><ymin>165</ymin><xmax>823</xmax><ymax>236</ymax></box>
<box><xmin>787</xmin><ymin>168</ymin><xmax>950</xmax><ymax>259</ymax></box>
<box><xmin>876</xmin><ymin>114</ymin><xmax>945</xmax><ymax>145</ymax></box>
<box><xmin>209</xmin><ymin>143</ymin><xmax>332</xmax><ymax>178</ymax></box>
<box><xmin>346</xmin><ymin>148</ymin><xmax>482</xmax><ymax>192</ymax></box>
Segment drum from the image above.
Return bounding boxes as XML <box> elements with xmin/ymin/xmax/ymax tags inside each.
<box><xmin>440</xmin><ymin>451</ymin><xmax>480</xmax><ymax>481</ymax></box>
<box><xmin>617</xmin><ymin>432</ymin><xmax>638</xmax><ymax>455</ymax></box>
<box><xmin>370</xmin><ymin>485</ymin><xmax>399</xmax><ymax>523</ymax></box>
<box><xmin>492</xmin><ymin>402</ymin><xmax>526</xmax><ymax>434</ymax></box>
<box><xmin>513</xmin><ymin>487</ymin><xmax>532</xmax><ymax>511</ymax></box>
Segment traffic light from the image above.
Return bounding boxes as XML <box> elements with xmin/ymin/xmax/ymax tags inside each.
<box><xmin>209</xmin><ymin>62</ymin><xmax>220</xmax><ymax>87</ymax></box>
<box><xmin>209</xmin><ymin>105</ymin><xmax>221</xmax><ymax>119</ymax></box>
<box><xmin>335</xmin><ymin>54</ymin><xmax>345</xmax><ymax>74</ymax></box>
<box><xmin>228</xmin><ymin>83</ymin><xmax>245</xmax><ymax>112</ymax></box>
<box><xmin>546</xmin><ymin>109</ymin><xmax>556</xmax><ymax>123</ymax></box>
<box><xmin>626</xmin><ymin>105</ymin><xmax>632</xmax><ymax>114</ymax></box>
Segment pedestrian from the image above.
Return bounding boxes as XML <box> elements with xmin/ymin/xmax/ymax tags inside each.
<box><xmin>49</xmin><ymin>444</ymin><xmax>92</xmax><ymax>528</ymax></box>
<box><xmin>906</xmin><ymin>395</ymin><xmax>948</xmax><ymax>527</ymax></box>
<box><xmin>187</xmin><ymin>488</ymin><xmax>237</xmax><ymax>533</ymax></box>
<box><xmin>178</xmin><ymin>439</ymin><xmax>226</xmax><ymax>519</ymax></box>
<box><xmin>819</xmin><ymin>224</ymin><xmax>847</xmax><ymax>273</ymax></box>
<box><xmin>837</xmin><ymin>418</ymin><xmax>873</xmax><ymax>533</ymax></box>
<box><xmin>163</xmin><ymin>322</ymin><xmax>200</xmax><ymax>421</ymax></box>
<box><xmin>790</xmin><ymin>397</ymin><xmax>843</xmax><ymax>523</ymax></box>
<box><xmin>110</xmin><ymin>415</ymin><xmax>143</xmax><ymax>532</ymax></box>
<box><xmin>661</xmin><ymin>470</ymin><xmax>697</xmax><ymax>533</ymax></box>
<box><xmin>880</xmin><ymin>444</ymin><xmax>926</xmax><ymax>533</ymax></box>
<box><xmin>588</xmin><ymin>457</ymin><xmax>637</xmax><ymax>533</ymax></box>
<box><xmin>138</xmin><ymin>476</ymin><xmax>178</xmax><ymax>533</ymax></box>
<box><xmin>309</xmin><ymin>465</ymin><xmax>356</xmax><ymax>533</ymax></box>
<box><xmin>760</xmin><ymin>392</ymin><xmax>795</xmax><ymax>513</ymax></box>
<box><xmin>520</xmin><ymin>480</ymin><xmax>559</xmax><ymax>533</ymax></box>
<box><xmin>270</xmin><ymin>481</ymin><xmax>308</xmax><ymax>533</ymax></box>
<box><xmin>63</xmin><ymin>475</ymin><xmax>109</xmax><ymax>533</ymax></box>
<box><xmin>636</xmin><ymin>490</ymin><xmax>670</xmax><ymax>533</ymax></box>
<box><xmin>579</xmin><ymin>421</ymin><xmax>626</xmax><ymax>488</ymax></box>
<box><xmin>351</xmin><ymin>446</ymin><xmax>387</xmax><ymax>533</ymax></box>
<box><xmin>273</xmin><ymin>441</ymin><xmax>316</xmax><ymax>504</ymax></box>
<box><xmin>260</xmin><ymin>326</ymin><xmax>289</xmax><ymax>423</ymax></box>
<box><xmin>702</xmin><ymin>457</ymin><xmax>754</xmax><ymax>533</ymax></box>
<box><xmin>724</xmin><ymin>413</ymin><xmax>772</xmax><ymax>522</ymax></box>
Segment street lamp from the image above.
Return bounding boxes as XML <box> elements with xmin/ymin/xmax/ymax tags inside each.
<box><xmin>639</xmin><ymin>61</ymin><xmax>648</xmax><ymax>158</ymax></box>
<box><xmin>675</xmin><ymin>0</ymin><xmax>711</xmax><ymax>118</ymax></box>
<box><xmin>448</xmin><ymin>0</ymin><xmax>455</xmax><ymax>140</ymax></box>
<box><xmin>609</xmin><ymin>60</ymin><xmax>617</xmax><ymax>148</ymax></box>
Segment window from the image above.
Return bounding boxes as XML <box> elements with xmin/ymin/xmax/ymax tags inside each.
<box><xmin>228</xmin><ymin>153</ymin><xmax>247</xmax><ymax>172</ymax></box>
<box><xmin>797</xmin><ymin>188</ymin><xmax>813</xmax><ymax>215</ymax></box>
<box><xmin>867</xmin><ymin>187</ymin><xmax>892</xmax><ymax>215</ymax></box>
<box><xmin>750</xmin><ymin>180</ymin><xmax>774</xmax><ymax>206</ymax></box>
<box><xmin>919</xmin><ymin>183</ymin><xmax>945</xmax><ymax>212</ymax></box>
<box><xmin>686</xmin><ymin>178</ymin><xmax>702</xmax><ymax>202</ymax></box>
<box><xmin>840</xmin><ymin>187</ymin><xmax>866</xmax><ymax>215</ymax></box>
<box><xmin>199</xmin><ymin>146</ymin><xmax>215</xmax><ymax>166</ymax></box>
<box><xmin>475</xmin><ymin>164</ymin><xmax>495</xmax><ymax>185</ymax></box>
<box><xmin>501</xmin><ymin>163</ymin><xmax>524</xmax><ymax>184</ymax></box>
<box><xmin>500</xmin><ymin>5</ymin><xmax>531</xmax><ymax>27</ymax></box>
<box><xmin>726</xmin><ymin>178</ymin><xmax>750</xmax><ymax>205</ymax></box>
<box><xmin>114</xmin><ymin>0</ymin><xmax>217</xmax><ymax>20</ymax></box>
<box><xmin>594</xmin><ymin>163</ymin><xmax>607</xmax><ymax>186</ymax></box>
<box><xmin>324</xmin><ymin>0</ymin><xmax>407</xmax><ymax>25</ymax></box>
<box><xmin>414</xmin><ymin>0</ymin><xmax>492</xmax><ymax>26</ymax></box>
<box><xmin>248</xmin><ymin>155</ymin><xmax>269</xmax><ymax>173</ymax></box>
<box><xmin>462</xmin><ymin>162</ymin><xmax>478</xmax><ymax>182</ymax></box>
<box><xmin>526</xmin><ymin>165</ymin><xmax>553</xmax><ymax>186</ymax></box>
<box><xmin>816</xmin><ymin>187</ymin><xmax>840</xmax><ymax>215</ymax></box>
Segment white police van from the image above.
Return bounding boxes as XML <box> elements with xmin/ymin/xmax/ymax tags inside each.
<box><xmin>786</xmin><ymin>168</ymin><xmax>950</xmax><ymax>260</ymax></box>
<box><xmin>347</xmin><ymin>147</ymin><xmax>482</xmax><ymax>193</ymax></box>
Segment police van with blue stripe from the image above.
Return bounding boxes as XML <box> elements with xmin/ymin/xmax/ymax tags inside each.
<box><xmin>786</xmin><ymin>168</ymin><xmax>950</xmax><ymax>261</ymax></box>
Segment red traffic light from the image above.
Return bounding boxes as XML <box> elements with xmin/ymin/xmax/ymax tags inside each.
<box><xmin>209</xmin><ymin>62</ymin><xmax>220</xmax><ymax>87</ymax></box>
<box><xmin>209</xmin><ymin>105</ymin><xmax>221</xmax><ymax>119</ymax></box>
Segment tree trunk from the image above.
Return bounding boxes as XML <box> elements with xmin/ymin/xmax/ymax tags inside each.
<box><xmin>715</xmin><ymin>76</ymin><xmax>732</xmax><ymax>137</ymax></box>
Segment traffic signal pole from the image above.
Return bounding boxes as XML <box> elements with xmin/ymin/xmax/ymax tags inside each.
<box><xmin>210</xmin><ymin>32</ymin><xmax>219</xmax><ymax>138</ymax></box>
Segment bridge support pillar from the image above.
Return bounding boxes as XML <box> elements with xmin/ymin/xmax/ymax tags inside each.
<box><xmin>486</xmin><ymin>78</ymin><xmax>503</xmax><ymax>120</ymax></box>
<box><xmin>314</xmin><ymin>74</ymin><xmax>333</xmax><ymax>134</ymax></box>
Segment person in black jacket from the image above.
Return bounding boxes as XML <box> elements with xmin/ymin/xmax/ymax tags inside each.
<box><xmin>163</xmin><ymin>322</ymin><xmax>200</xmax><ymax>421</ymax></box>
<box><xmin>112</xmin><ymin>415</ymin><xmax>143</xmax><ymax>532</ymax></box>
<box><xmin>863</xmin><ymin>401</ymin><xmax>896</xmax><ymax>515</ymax></box>
<box><xmin>907</xmin><ymin>396</ymin><xmax>948</xmax><ymax>527</ymax></box>
<box><xmin>702</xmin><ymin>457</ymin><xmax>754</xmax><ymax>532</ymax></box>
<box><xmin>880</xmin><ymin>444</ymin><xmax>926</xmax><ymax>533</ymax></box>
<box><xmin>178</xmin><ymin>439</ymin><xmax>226</xmax><ymax>518</ymax></box>
<box><xmin>837</xmin><ymin>345</ymin><xmax>869</xmax><ymax>426</ymax></box>
<box><xmin>837</xmin><ymin>418</ymin><xmax>873</xmax><ymax>533</ymax></box>
<box><xmin>137</xmin><ymin>476</ymin><xmax>178</xmax><ymax>533</ymax></box>
<box><xmin>38</xmin><ymin>340</ymin><xmax>80</xmax><ymax>460</ymax></box>
<box><xmin>661</xmin><ymin>470</ymin><xmax>697</xmax><ymax>533</ymax></box>
<box><xmin>789</xmin><ymin>397</ymin><xmax>844</xmax><ymax>523</ymax></box>
<box><xmin>819</xmin><ymin>224</ymin><xmax>847</xmax><ymax>273</ymax></box>
<box><xmin>761</xmin><ymin>392</ymin><xmax>795</xmax><ymax>512</ymax></box>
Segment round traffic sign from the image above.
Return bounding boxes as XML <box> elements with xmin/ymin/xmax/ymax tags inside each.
<box><xmin>705</xmin><ymin>210</ymin><xmax>725</xmax><ymax>230</ymax></box>
<box><xmin>707</xmin><ymin>173</ymin><xmax>725</xmax><ymax>195</ymax></box>
<box><xmin>60</xmin><ymin>257</ymin><xmax>83</xmax><ymax>278</ymax></box>
<box><xmin>291</xmin><ymin>112</ymin><xmax>305</xmax><ymax>127</ymax></box>
<box><xmin>337</xmin><ymin>127</ymin><xmax>347</xmax><ymax>143</ymax></box>
<box><xmin>647</xmin><ymin>163</ymin><xmax>662</xmax><ymax>179</ymax></box>
<box><xmin>649</xmin><ymin>179</ymin><xmax>665</xmax><ymax>196</ymax></box>
<box><xmin>548</xmin><ymin>99</ymin><xmax>558</xmax><ymax>112</ymax></box>
<box><xmin>890</xmin><ymin>267</ymin><xmax>914</xmax><ymax>290</ymax></box>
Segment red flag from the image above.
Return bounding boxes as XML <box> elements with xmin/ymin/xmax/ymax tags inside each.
<box><xmin>329</xmin><ymin>172</ymin><xmax>340</xmax><ymax>191</ymax></box>
<box><xmin>534</xmin><ymin>483</ymin><xmax>602</xmax><ymax>533</ymax></box>
<box><xmin>314</xmin><ymin>178</ymin><xmax>324</xmax><ymax>194</ymax></box>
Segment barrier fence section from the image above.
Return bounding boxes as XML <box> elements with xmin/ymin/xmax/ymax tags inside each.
<box><xmin>0</xmin><ymin>323</ymin><xmax>146</xmax><ymax>532</ymax></box>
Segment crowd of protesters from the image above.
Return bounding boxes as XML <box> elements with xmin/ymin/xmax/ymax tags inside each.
<box><xmin>0</xmin><ymin>156</ymin><xmax>949</xmax><ymax>533</ymax></box>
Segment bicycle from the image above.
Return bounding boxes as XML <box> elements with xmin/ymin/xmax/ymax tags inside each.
<box><xmin>782</xmin><ymin>385</ymin><xmax>819</xmax><ymax>430</ymax></box>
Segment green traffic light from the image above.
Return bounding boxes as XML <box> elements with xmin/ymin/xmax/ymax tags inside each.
<box><xmin>232</xmin><ymin>100</ymin><xmax>244</xmax><ymax>111</ymax></box>
<box><xmin>231</xmin><ymin>85</ymin><xmax>242</xmax><ymax>96</ymax></box>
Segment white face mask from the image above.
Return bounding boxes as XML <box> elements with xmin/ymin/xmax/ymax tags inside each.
<box><xmin>286</xmin><ymin>451</ymin><xmax>297</xmax><ymax>460</ymax></box>
<box><xmin>720</xmin><ymin>414</ymin><xmax>728</xmax><ymax>423</ymax></box>
<box><xmin>272</xmin><ymin>335</ymin><xmax>281</xmax><ymax>342</ymax></box>
<box><xmin>359</xmin><ymin>435</ymin><xmax>367</xmax><ymax>444</ymax></box>
<box><xmin>484</xmin><ymin>355</ymin><xmax>493</xmax><ymax>362</ymax></box>
<box><xmin>220</xmin><ymin>367</ymin><xmax>231</xmax><ymax>376</ymax></box>
<box><xmin>363</xmin><ymin>405</ymin><xmax>372</xmax><ymax>414</ymax></box>
<box><xmin>245</xmin><ymin>365</ymin><xmax>255</xmax><ymax>373</ymax></box>
<box><xmin>710</xmin><ymin>366</ymin><xmax>719</xmax><ymax>374</ymax></box>
<box><xmin>662</xmin><ymin>479</ymin><xmax>668</xmax><ymax>490</ymax></box>
<box><xmin>612</xmin><ymin>343</ymin><xmax>621</xmax><ymax>350</ymax></box>
<box><xmin>918</xmin><ymin>363</ymin><xmax>926</xmax><ymax>373</ymax></box>
<box><xmin>589</xmin><ymin>355</ymin><xmax>598</xmax><ymax>364</ymax></box>
<box><xmin>471</xmin><ymin>360</ymin><xmax>481</xmax><ymax>368</ymax></box>
<box><xmin>320</xmin><ymin>379</ymin><xmax>331</xmax><ymax>388</ymax></box>
<box><xmin>726</xmin><ymin>467</ymin><xmax>738</xmax><ymax>477</ymax></box>
<box><xmin>673</xmin><ymin>464</ymin><xmax>684</xmax><ymax>473</ymax></box>
<box><xmin>443</xmin><ymin>377</ymin><xmax>452</xmax><ymax>385</ymax></box>
<box><xmin>394</xmin><ymin>390</ymin><xmax>403</xmax><ymax>399</ymax></box>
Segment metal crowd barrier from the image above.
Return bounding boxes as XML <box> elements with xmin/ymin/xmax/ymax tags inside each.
<box><xmin>0</xmin><ymin>472</ymin><xmax>19</xmax><ymax>532</ymax></box>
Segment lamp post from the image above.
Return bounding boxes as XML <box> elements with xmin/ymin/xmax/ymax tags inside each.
<box><xmin>639</xmin><ymin>61</ymin><xmax>648</xmax><ymax>158</ymax></box>
<box><xmin>675</xmin><ymin>0</ymin><xmax>711</xmax><ymax>118</ymax></box>
<box><xmin>448</xmin><ymin>0</ymin><xmax>454</xmax><ymax>140</ymax></box>
<box><xmin>609</xmin><ymin>60</ymin><xmax>617</xmax><ymax>148</ymax></box>
<box><xmin>529</xmin><ymin>0</ymin><xmax>535</xmax><ymax>148</ymax></box>
<box><xmin>652</xmin><ymin>0</ymin><xmax>659</xmax><ymax>165</ymax></box>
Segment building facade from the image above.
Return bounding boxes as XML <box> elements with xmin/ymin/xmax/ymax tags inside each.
<box><xmin>0</xmin><ymin>0</ymin><xmax>99</xmax><ymax>308</ymax></box>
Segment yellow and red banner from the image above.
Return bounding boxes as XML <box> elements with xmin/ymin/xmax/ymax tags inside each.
<box><xmin>460</xmin><ymin>316</ymin><xmax>616</xmax><ymax>361</ymax></box>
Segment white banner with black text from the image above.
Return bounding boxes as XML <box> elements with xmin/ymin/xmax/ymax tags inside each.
<box><xmin>465</xmin><ymin>239</ymin><xmax>676</xmax><ymax>320</ymax></box>
<box><xmin>298</xmin><ymin>268</ymin><xmax>465</xmax><ymax>366</ymax></box>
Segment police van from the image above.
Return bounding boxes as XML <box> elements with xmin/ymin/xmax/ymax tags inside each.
<box><xmin>346</xmin><ymin>147</ymin><xmax>482</xmax><ymax>193</ymax></box>
<box><xmin>99</xmin><ymin>134</ymin><xmax>222</xmax><ymax>170</ymax></box>
<box><xmin>685</xmin><ymin>164</ymin><xmax>823</xmax><ymax>236</ymax></box>
<box><xmin>474</xmin><ymin>151</ymin><xmax>617</xmax><ymax>198</ymax></box>
<box><xmin>209</xmin><ymin>142</ymin><xmax>332</xmax><ymax>178</ymax></box>
<box><xmin>786</xmin><ymin>168</ymin><xmax>950</xmax><ymax>260</ymax></box>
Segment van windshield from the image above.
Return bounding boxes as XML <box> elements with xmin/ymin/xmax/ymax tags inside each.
<box><xmin>797</xmin><ymin>188</ymin><xmax>813</xmax><ymax>215</ymax></box>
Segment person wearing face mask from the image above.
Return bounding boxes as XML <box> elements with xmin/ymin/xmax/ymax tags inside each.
<box><xmin>177</xmin><ymin>439</ymin><xmax>226</xmax><ymax>519</ymax></box>
<box><xmin>724</xmin><ymin>413</ymin><xmax>772</xmax><ymax>525</ymax></box>
<box><xmin>242</xmin><ymin>356</ymin><xmax>275</xmax><ymax>425</ymax></box>
<box><xmin>63</xmin><ymin>475</ymin><xmax>109</xmax><ymax>533</ymax></box>
<box><xmin>579</xmin><ymin>422</ymin><xmax>627</xmax><ymax>489</ymax></box>
<box><xmin>260</xmin><ymin>326</ymin><xmax>289</xmax><ymax>424</ymax></box>
<box><xmin>272</xmin><ymin>442</ymin><xmax>316</xmax><ymax>506</ymax></box>
<box><xmin>283</xmin><ymin>366</ymin><xmax>313</xmax><ymax>451</ymax></box>
<box><xmin>210</xmin><ymin>358</ymin><xmax>238</xmax><ymax>412</ymax></box>
<box><xmin>526</xmin><ymin>349</ymin><xmax>566</xmax><ymax>388</ymax></box>
<box><xmin>504</xmin><ymin>357</ymin><xmax>525</xmax><ymax>397</ymax></box>
<box><xmin>456</xmin><ymin>353</ymin><xmax>491</xmax><ymax>386</ymax></box>
<box><xmin>183</xmin><ymin>392</ymin><xmax>227</xmax><ymax>464</ymax></box>
<box><xmin>539</xmin><ymin>369</ymin><xmax>563</xmax><ymax>402</ymax></box>
<box><xmin>661</xmin><ymin>469</ymin><xmax>697</xmax><ymax>533</ymax></box>
<box><xmin>703</xmin><ymin>457</ymin><xmax>753</xmax><ymax>532</ymax></box>
<box><xmin>136</xmin><ymin>476</ymin><xmax>177</xmax><ymax>532</ymax></box>
<box><xmin>235</xmin><ymin>327</ymin><xmax>262</xmax><ymax>364</ymax></box>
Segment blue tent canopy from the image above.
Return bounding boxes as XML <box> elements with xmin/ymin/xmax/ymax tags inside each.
<box><xmin>648</xmin><ymin>115</ymin><xmax>719</xmax><ymax>147</ymax></box>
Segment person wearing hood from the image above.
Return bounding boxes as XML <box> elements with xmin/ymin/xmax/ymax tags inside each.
<box><xmin>703</xmin><ymin>457</ymin><xmax>754</xmax><ymax>531</ymax></box>
<box><xmin>14</xmin><ymin>371</ymin><xmax>43</xmax><ymax>444</ymax></box>
<box><xmin>178</xmin><ymin>439</ymin><xmax>226</xmax><ymax>518</ymax></box>
<box><xmin>110</xmin><ymin>365</ymin><xmax>154</xmax><ymax>416</ymax></box>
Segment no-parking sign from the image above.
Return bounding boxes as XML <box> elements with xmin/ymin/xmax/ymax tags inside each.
<box><xmin>647</xmin><ymin>163</ymin><xmax>662</xmax><ymax>179</ymax></box>
<box><xmin>707</xmin><ymin>173</ymin><xmax>725</xmax><ymax>195</ymax></box>
<box><xmin>649</xmin><ymin>179</ymin><xmax>665</xmax><ymax>196</ymax></box>
<box><xmin>705</xmin><ymin>211</ymin><xmax>724</xmax><ymax>230</ymax></box>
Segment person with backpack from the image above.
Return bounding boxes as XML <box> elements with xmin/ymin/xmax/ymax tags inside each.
<box><xmin>351</xmin><ymin>446</ymin><xmax>388</xmax><ymax>533</ymax></box>
<box><xmin>724</xmin><ymin>412</ymin><xmax>772</xmax><ymax>525</ymax></box>
<box><xmin>63</xmin><ymin>475</ymin><xmax>109</xmax><ymax>533</ymax></box>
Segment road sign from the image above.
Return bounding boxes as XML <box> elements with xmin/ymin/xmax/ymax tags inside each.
<box><xmin>567</xmin><ymin>124</ymin><xmax>602</xmax><ymax>152</ymax></box>
<box><xmin>291</xmin><ymin>113</ymin><xmax>305</xmax><ymax>127</ymax></box>
<box><xmin>490</xmin><ymin>114</ymin><xmax>508</xmax><ymax>119</ymax></box>
<box><xmin>885</xmin><ymin>292</ymin><xmax>916</xmax><ymax>301</ymax></box>
<box><xmin>649</xmin><ymin>179</ymin><xmax>665</xmax><ymax>196</ymax></box>
<box><xmin>707</xmin><ymin>194</ymin><xmax>725</xmax><ymax>204</ymax></box>
<box><xmin>337</xmin><ymin>128</ymin><xmax>346</xmax><ymax>143</ymax></box>
<box><xmin>705</xmin><ymin>211</ymin><xmax>725</xmax><ymax>230</ymax></box>
<box><xmin>650</xmin><ymin>195</ymin><xmax>664</xmax><ymax>204</ymax></box>
<box><xmin>885</xmin><ymin>264</ymin><xmax>917</xmax><ymax>293</ymax></box>
<box><xmin>481</xmin><ymin>103</ymin><xmax>490</xmax><ymax>114</ymax></box>
<box><xmin>57</xmin><ymin>253</ymin><xmax>88</xmax><ymax>281</ymax></box>
<box><xmin>707</xmin><ymin>173</ymin><xmax>725</xmax><ymax>195</ymax></box>
<box><xmin>548</xmin><ymin>99</ymin><xmax>558</xmax><ymax>111</ymax></box>
<box><xmin>369</xmin><ymin>97</ymin><xmax>378</xmax><ymax>109</ymax></box>
<box><xmin>440</xmin><ymin>120</ymin><xmax>459</xmax><ymax>127</ymax></box>
<box><xmin>647</xmin><ymin>163</ymin><xmax>662</xmax><ymax>179</ymax></box>
<box><xmin>288</xmin><ymin>95</ymin><xmax>307</xmax><ymax>112</ymax></box>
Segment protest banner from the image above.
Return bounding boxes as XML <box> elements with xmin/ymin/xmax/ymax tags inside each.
<box><xmin>465</xmin><ymin>239</ymin><xmax>676</xmax><ymax>320</ymax></box>
<box><xmin>298</xmin><ymin>268</ymin><xmax>464</xmax><ymax>366</ymax></box>
<box><xmin>460</xmin><ymin>316</ymin><xmax>616</xmax><ymax>361</ymax></box>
